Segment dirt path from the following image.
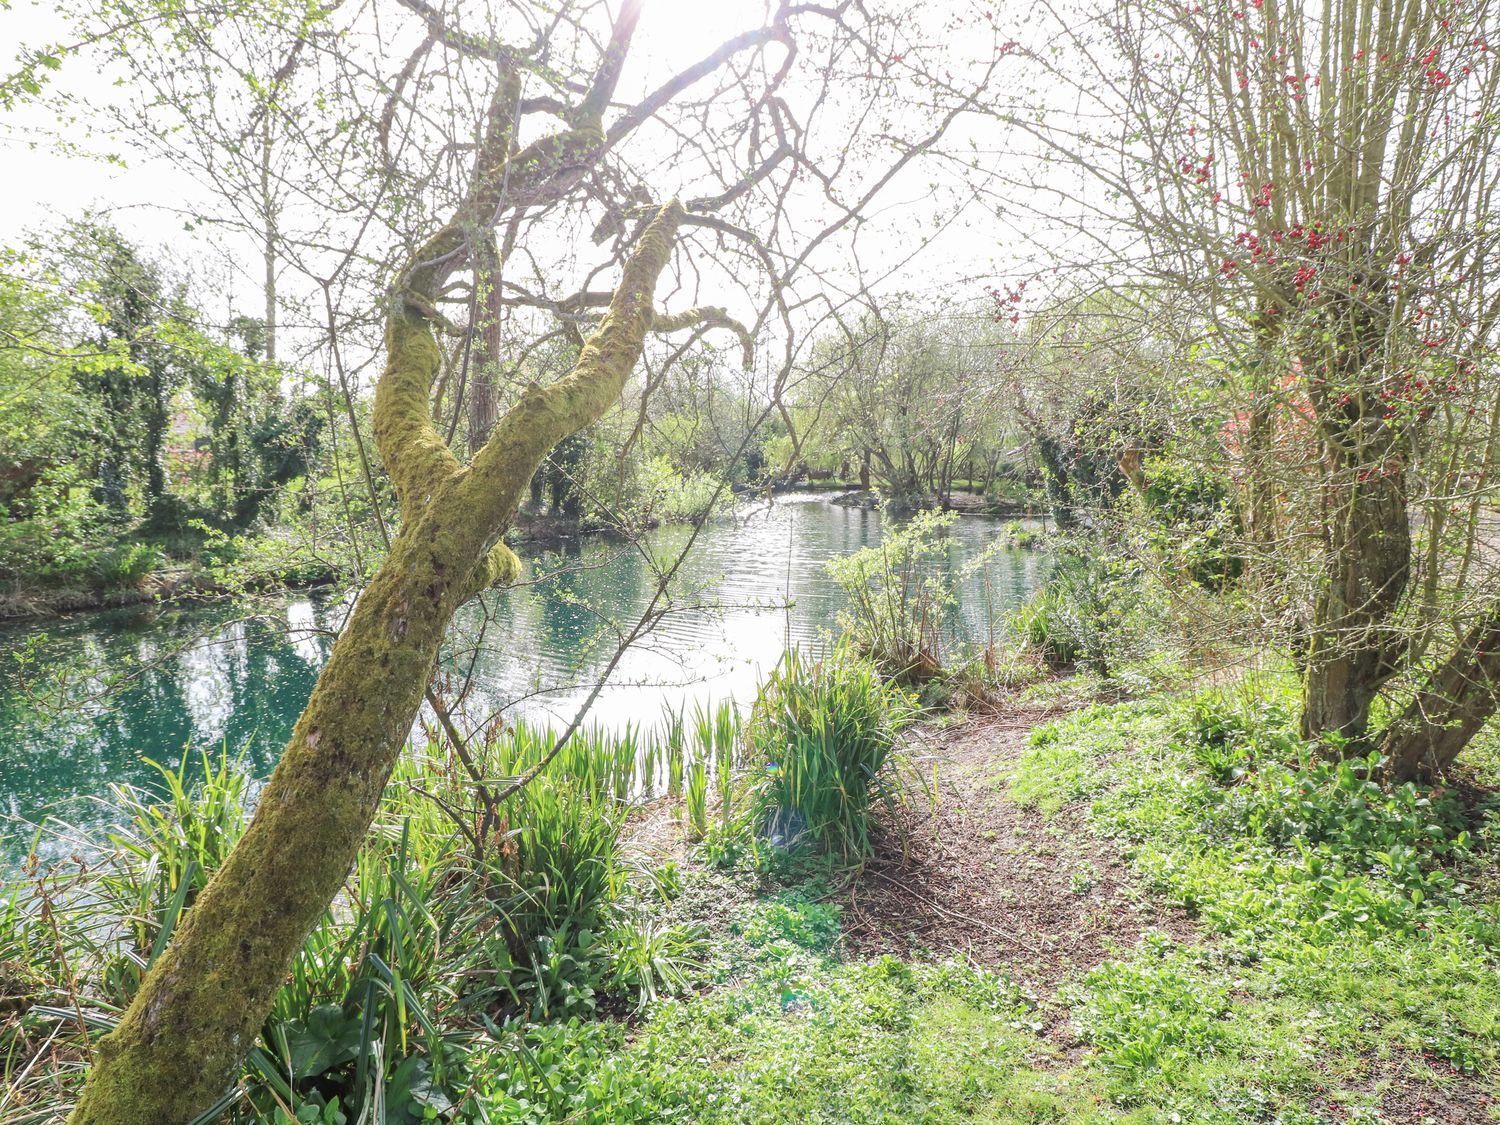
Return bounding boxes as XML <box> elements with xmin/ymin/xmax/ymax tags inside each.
<box><xmin>839</xmin><ymin>703</ymin><xmax>1495</xmax><ymax>1121</ymax></box>
<box><xmin>840</xmin><ymin>702</ymin><xmax>1195</xmax><ymax>1006</ymax></box>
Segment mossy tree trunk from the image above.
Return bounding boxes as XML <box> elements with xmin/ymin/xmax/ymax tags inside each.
<box><xmin>468</xmin><ymin>232</ymin><xmax>503</xmax><ymax>452</ymax></box>
<box><xmin>1298</xmin><ymin>463</ymin><xmax>1411</xmax><ymax>744</ymax></box>
<box><xmin>1297</xmin><ymin>300</ymin><xmax>1413</xmax><ymax>748</ymax></box>
<box><xmin>64</xmin><ymin>20</ymin><xmax>707</xmax><ymax>1120</ymax></box>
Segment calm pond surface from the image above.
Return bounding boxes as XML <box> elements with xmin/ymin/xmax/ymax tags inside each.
<box><xmin>0</xmin><ymin>494</ymin><xmax>1047</xmax><ymax>869</ymax></box>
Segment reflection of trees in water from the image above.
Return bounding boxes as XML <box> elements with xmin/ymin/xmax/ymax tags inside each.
<box><xmin>215</xmin><ymin>616</ymin><xmax>321</xmax><ymax>776</ymax></box>
<box><xmin>535</xmin><ymin>540</ymin><xmax>632</xmax><ymax>667</ymax></box>
<box><xmin>0</xmin><ymin>601</ymin><xmax>324</xmax><ymax>862</ymax></box>
<box><xmin>1</xmin><ymin>504</ymin><xmax>1049</xmax><ymax>871</ymax></box>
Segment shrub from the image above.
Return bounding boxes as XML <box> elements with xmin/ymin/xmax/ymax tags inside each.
<box><xmin>1140</xmin><ymin>458</ymin><xmax>1244</xmax><ymax>591</ymax></box>
<box><xmin>825</xmin><ymin>509</ymin><xmax>958</xmax><ymax>681</ymax></box>
<box><xmin>749</xmin><ymin>646</ymin><xmax>913</xmax><ymax>860</ymax></box>
<box><xmin>1010</xmin><ymin>550</ymin><xmax>1159</xmax><ymax>678</ymax></box>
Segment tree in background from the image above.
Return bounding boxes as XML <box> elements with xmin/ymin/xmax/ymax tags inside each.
<box><xmin>792</xmin><ymin>300</ymin><xmax>1013</xmax><ymax>508</ymax></box>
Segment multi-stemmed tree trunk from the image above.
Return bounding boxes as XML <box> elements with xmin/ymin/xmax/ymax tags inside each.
<box><xmin>1045</xmin><ymin>0</ymin><xmax>1500</xmax><ymax>764</ymax></box>
<box><xmin>1298</xmin><ymin>322</ymin><xmax>1414</xmax><ymax>743</ymax></box>
<box><xmin>66</xmin><ymin>22</ymin><xmax>697</xmax><ymax>1117</ymax></box>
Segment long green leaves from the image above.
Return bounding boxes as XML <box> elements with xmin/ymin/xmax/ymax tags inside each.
<box><xmin>750</xmin><ymin>645</ymin><xmax>914</xmax><ymax>861</ymax></box>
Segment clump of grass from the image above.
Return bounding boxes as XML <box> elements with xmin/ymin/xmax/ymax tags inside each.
<box><xmin>749</xmin><ymin>645</ymin><xmax>914</xmax><ymax>860</ymax></box>
<box><xmin>661</xmin><ymin>707</ymin><xmax>686</xmax><ymax>799</ymax></box>
<box><xmin>1010</xmin><ymin>584</ymin><xmax>1082</xmax><ymax>669</ymax></box>
<box><xmin>684</xmin><ymin>759</ymin><xmax>709</xmax><ymax>841</ymax></box>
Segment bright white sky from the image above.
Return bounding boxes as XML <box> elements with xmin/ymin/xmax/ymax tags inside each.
<box><xmin>0</xmin><ymin>0</ymin><xmax>1068</xmax><ymax>361</ymax></box>
<box><xmin>0</xmin><ymin>0</ymin><xmax>773</xmax><ymax>231</ymax></box>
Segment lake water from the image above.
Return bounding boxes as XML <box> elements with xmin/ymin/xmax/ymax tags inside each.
<box><xmin>0</xmin><ymin>495</ymin><xmax>1047</xmax><ymax>869</ymax></box>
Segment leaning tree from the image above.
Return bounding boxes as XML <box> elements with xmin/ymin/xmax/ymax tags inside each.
<box><xmin>53</xmin><ymin>1</ymin><xmax>1011</xmax><ymax>1119</ymax></box>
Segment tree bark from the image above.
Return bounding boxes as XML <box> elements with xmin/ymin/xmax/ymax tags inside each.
<box><xmin>1380</xmin><ymin>603</ymin><xmax>1500</xmax><ymax>781</ymax></box>
<box><xmin>468</xmin><ymin>234</ymin><xmax>503</xmax><ymax>451</ymax></box>
<box><xmin>1299</xmin><ymin>466</ymin><xmax>1410</xmax><ymax>744</ymax></box>
<box><xmin>66</xmin><ymin>56</ymin><xmax>684</xmax><ymax>1111</ymax></box>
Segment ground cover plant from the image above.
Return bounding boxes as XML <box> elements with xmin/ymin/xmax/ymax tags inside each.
<box><xmin>1014</xmin><ymin>682</ymin><xmax>1500</xmax><ymax>1120</ymax></box>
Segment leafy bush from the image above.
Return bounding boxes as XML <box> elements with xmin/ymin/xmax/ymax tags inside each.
<box><xmin>825</xmin><ymin>509</ymin><xmax>959</xmax><ymax>681</ymax></box>
<box><xmin>1010</xmin><ymin>550</ymin><xmax>1160</xmax><ymax>678</ymax></box>
<box><xmin>1173</xmin><ymin>683</ymin><xmax>1301</xmax><ymax>782</ymax></box>
<box><xmin>606</xmin><ymin>912</ymin><xmax>707</xmax><ymax>1011</ymax></box>
<box><xmin>91</xmin><ymin>541</ymin><xmax>163</xmax><ymax>586</ymax></box>
<box><xmin>749</xmin><ymin>646</ymin><xmax>913</xmax><ymax>860</ymax></box>
<box><xmin>0</xmin><ymin>503</ymin><xmax>162</xmax><ymax>591</ymax></box>
<box><xmin>1140</xmin><ymin>457</ymin><xmax>1244</xmax><ymax>591</ymax></box>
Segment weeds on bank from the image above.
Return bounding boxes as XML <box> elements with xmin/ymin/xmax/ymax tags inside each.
<box><xmin>1014</xmin><ymin>680</ymin><xmax>1500</xmax><ymax>1119</ymax></box>
<box><xmin>1</xmin><ymin>640</ymin><xmax>924</xmax><ymax>1124</ymax></box>
<box><xmin>0</xmin><ymin>720</ymin><xmax>708</xmax><ymax>1124</ymax></box>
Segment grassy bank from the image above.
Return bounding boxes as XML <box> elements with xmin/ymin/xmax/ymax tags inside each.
<box><xmin>4</xmin><ymin>663</ymin><xmax>1497</xmax><ymax>1122</ymax></box>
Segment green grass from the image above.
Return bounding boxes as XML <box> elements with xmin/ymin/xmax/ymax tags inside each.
<box><xmin>460</xmin><ymin>880</ymin><xmax>1121</xmax><ymax>1125</ymax></box>
<box><xmin>1012</xmin><ymin>683</ymin><xmax>1500</xmax><ymax>1120</ymax></box>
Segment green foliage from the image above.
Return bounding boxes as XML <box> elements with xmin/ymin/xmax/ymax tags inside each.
<box><xmin>1010</xmin><ymin>550</ymin><xmax>1162</xmax><ymax>680</ymax></box>
<box><xmin>1014</xmin><ymin>690</ymin><xmax>1500</xmax><ymax>1116</ymax></box>
<box><xmin>749</xmin><ymin>646</ymin><xmax>913</xmax><ymax>860</ymax></box>
<box><xmin>1068</xmin><ymin>934</ymin><xmax>1231</xmax><ymax>1098</ymax></box>
<box><xmin>1139</xmin><ymin>458</ymin><xmax>1244</xmax><ymax>590</ymax></box>
<box><xmin>825</xmin><ymin>509</ymin><xmax>959</xmax><ymax>681</ymax></box>
<box><xmin>1010</xmin><ymin>583</ymin><xmax>1083</xmax><ymax>669</ymax></box>
<box><xmin>784</xmin><ymin>301</ymin><xmax>1016</xmax><ymax>505</ymax></box>
<box><xmin>460</xmin><ymin>891</ymin><xmax>1057</xmax><ymax>1125</ymax></box>
<box><xmin>0</xmin><ymin>230</ymin><xmax>330</xmax><ymax>601</ymax></box>
<box><xmin>684</xmin><ymin>759</ymin><xmax>709</xmax><ymax>841</ymax></box>
<box><xmin>733</xmin><ymin>890</ymin><xmax>843</xmax><ymax>960</ymax></box>
<box><xmin>0</xmin><ymin>718</ymin><xmax>709</xmax><ymax>1120</ymax></box>
<box><xmin>1</xmin><ymin>747</ymin><xmax>484</xmax><ymax>1123</ymax></box>
<box><xmin>605</xmin><ymin>912</ymin><xmax>708</xmax><ymax>1012</ymax></box>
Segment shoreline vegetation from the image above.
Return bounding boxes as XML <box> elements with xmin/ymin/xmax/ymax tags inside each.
<box><xmin>4</xmin><ymin>516</ymin><xmax>1497</xmax><ymax>1123</ymax></box>
<box><xmin>6</xmin><ymin>664</ymin><xmax>1495</xmax><ymax>1122</ymax></box>
<box><xmin>0</xmin><ymin>486</ymin><xmax>1042</xmax><ymax>623</ymax></box>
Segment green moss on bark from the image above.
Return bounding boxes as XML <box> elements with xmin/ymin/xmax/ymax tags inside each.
<box><xmin>67</xmin><ymin>201</ymin><xmax>685</xmax><ymax>1125</ymax></box>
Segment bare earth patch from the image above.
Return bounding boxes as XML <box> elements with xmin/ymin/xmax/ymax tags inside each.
<box><xmin>838</xmin><ymin>702</ymin><xmax>1195</xmax><ymax>1007</ymax></box>
<box><xmin>1324</xmin><ymin>1048</ymin><xmax>1495</xmax><ymax>1123</ymax></box>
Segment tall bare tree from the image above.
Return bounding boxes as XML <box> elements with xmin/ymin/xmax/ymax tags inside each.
<box><xmin>1007</xmin><ymin>0</ymin><xmax>1500</xmax><ymax>771</ymax></box>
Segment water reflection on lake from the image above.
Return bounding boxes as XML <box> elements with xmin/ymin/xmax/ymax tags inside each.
<box><xmin>0</xmin><ymin>495</ymin><xmax>1047</xmax><ymax>868</ymax></box>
